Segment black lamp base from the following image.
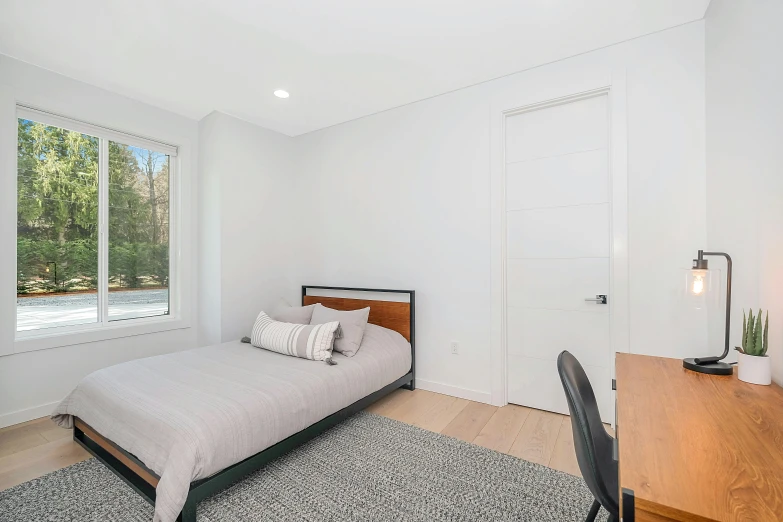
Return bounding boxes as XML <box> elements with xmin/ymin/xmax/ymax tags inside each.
<box><xmin>683</xmin><ymin>358</ymin><xmax>733</xmax><ymax>375</ymax></box>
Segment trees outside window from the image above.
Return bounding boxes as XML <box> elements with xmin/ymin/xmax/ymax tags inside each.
<box><xmin>108</xmin><ymin>142</ymin><xmax>170</xmax><ymax>321</ymax></box>
<box><xmin>17</xmin><ymin>116</ymin><xmax>172</xmax><ymax>332</ymax></box>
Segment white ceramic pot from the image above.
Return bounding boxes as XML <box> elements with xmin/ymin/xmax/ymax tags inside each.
<box><xmin>737</xmin><ymin>352</ymin><xmax>772</xmax><ymax>385</ymax></box>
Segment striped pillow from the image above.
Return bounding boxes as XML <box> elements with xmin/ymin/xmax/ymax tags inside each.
<box><xmin>250</xmin><ymin>311</ymin><xmax>340</xmax><ymax>362</ymax></box>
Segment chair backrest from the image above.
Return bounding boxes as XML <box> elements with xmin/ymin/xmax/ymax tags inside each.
<box><xmin>557</xmin><ymin>351</ymin><xmax>618</xmax><ymax>516</ymax></box>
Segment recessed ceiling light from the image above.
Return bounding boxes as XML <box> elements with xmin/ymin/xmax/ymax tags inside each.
<box><xmin>274</xmin><ymin>90</ymin><xmax>289</xmax><ymax>99</ymax></box>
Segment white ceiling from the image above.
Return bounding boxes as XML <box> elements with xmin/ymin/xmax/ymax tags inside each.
<box><xmin>0</xmin><ymin>0</ymin><xmax>710</xmax><ymax>136</ymax></box>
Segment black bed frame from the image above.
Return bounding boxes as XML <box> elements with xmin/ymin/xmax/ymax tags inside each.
<box><xmin>73</xmin><ymin>286</ymin><xmax>415</xmax><ymax>522</ymax></box>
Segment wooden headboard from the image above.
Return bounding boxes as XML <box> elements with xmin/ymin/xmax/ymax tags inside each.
<box><xmin>301</xmin><ymin>286</ymin><xmax>415</xmax><ymax>343</ymax></box>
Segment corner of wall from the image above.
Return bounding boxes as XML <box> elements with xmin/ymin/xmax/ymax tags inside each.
<box><xmin>196</xmin><ymin>111</ymin><xmax>301</xmax><ymax>344</ymax></box>
<box><xmin>197</xmin><ymin>112</ymin><xmax>222</xmax><ymax>346</ymax></box>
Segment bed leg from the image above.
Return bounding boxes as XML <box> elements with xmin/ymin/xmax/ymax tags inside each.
<box><xmin>177</xmin><ymin>498</ymin><xmax>197</xmax><ymax>522</ymax></box>
<box><xmin>402</xmin><ymin>379</ymin><xmax>415</xmax><ymax>391</ymax></box>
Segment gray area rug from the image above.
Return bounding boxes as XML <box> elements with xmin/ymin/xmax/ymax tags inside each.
<box><xmin>0</xmin><ymin>412</ymin><xmax>608</xmax><ymax>521</ymax></box>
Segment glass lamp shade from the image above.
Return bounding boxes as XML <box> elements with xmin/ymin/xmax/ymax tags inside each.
<box><xmin>682</xmin><ymin>268</ymin><xmax>720</xmax><ymax>310</ymax></box>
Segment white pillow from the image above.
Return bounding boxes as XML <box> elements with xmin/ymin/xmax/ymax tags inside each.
<box><xmin>270</xmin><ymin>299</ymin><xmax>315</xmax><ymax>324</ymax></box>
<box><xmin>250</xmin><ymin>311</ymin><xmax>339</xmax><ymax>362</ymax></box>
<box><xmin>310</xmin><ymin>304</ymin><xmax>370</xmax><ymax>357</ymax></box>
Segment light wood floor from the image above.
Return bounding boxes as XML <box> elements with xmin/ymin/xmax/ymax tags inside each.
<box><xmin>0</xmin><ymin>388</ymin><xmax>608</xmax><ymax>492</ymax></box>
<box><xmin>365</xmin><ymin>388</ymin><xmax>613</xmax><ymax>476</ymax></box>
<box><xmin>0</xmin><ymin>416</ymin><xmax>91</xmax><ymax>491</ymax></box>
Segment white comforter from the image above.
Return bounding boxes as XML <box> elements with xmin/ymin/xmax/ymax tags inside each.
<box><xmin>52</xmin><ymin>324</ymin><xmax>412</xmax><ymax>522</ymax></box>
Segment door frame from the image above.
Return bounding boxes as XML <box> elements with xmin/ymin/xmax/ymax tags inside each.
<box><xmin>489</xmin><ymin>69</ymin><xmax>630</xmax><ymax>409</ymax></box>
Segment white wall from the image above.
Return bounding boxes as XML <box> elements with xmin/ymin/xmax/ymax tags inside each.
<box><xmin>198</xmin><ymin>112</ymin><xmax>300</xmax><ymax>345</ymax></box>
<box><xmin>0</xmin><ymin>56</ymin><xmax>200</xmax><ymax>427</ymax></box>
<box><xmin>705</xmin><ymin>0</ymin><xmax>783</xmax><ymax>384</ymax></box>
<box><xmin>293</xmin><ymin>22</ymin><xmax>707</xmax><ymax>400</ymax></box>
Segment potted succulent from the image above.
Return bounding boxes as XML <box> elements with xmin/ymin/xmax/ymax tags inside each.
<box><xmin>735</xmin><ymin>309</ymin><xmax>771</xmax><ymax>385</ymax></box>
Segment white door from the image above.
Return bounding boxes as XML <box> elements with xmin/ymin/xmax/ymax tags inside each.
<box><xmin>505</xmin><ymin>94</ymin><xmax>612</xmax><ymax>422</ymax></box>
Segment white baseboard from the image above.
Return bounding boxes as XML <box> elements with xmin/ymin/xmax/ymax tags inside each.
<box><xmin>415</xmin><ymin>379</ymin><xmax>492</xmax><ymax>404</ymax></box>
<box><xmin>0</xmin><ymin>401</ymin><xmax>59</xmax><ymax>429</ymax></box>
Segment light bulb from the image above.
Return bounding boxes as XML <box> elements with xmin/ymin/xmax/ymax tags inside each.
<box><xmin>690</xmin><ymin>270</ymin><xmax>706</xmax><ymax>296</ymax></box>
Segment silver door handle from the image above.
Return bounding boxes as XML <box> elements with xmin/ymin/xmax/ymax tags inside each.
<box><xmin>585</xmin><ymin>295</ymin><xmax>607</xmax><ymax>304</ymax></box>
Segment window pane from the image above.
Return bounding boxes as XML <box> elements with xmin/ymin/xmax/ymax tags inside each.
<box><xmin>108</xmin><ymin>142</ymin><xmax>170</xmax><ymax>321</ymax></box>
<box><xmin>16</xmin><ymin>119</ymin><xmax>99</xmax><ymax>331</ymax></box>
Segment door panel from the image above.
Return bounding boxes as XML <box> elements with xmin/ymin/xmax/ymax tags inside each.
<box><xmin>505</xmin><ymin>95</ymin><xmax>607</xmax><ymax>163</ymax></box>
<box><xmin>505</xmin><ymin>94</ymin><xmax>611</xmax><ymax>422</ymax></box>
<box><xmin>507</xmin><ymin>355</ymin><xmax>611</xmax><ymax>417</ymax></box>
<box><xmin>506</xmin><ymin>149</ymin><xmax>608</xmax><ymax>211</ymax></box>
<box><xmin>506</xmin><ymin>203</ymin><xmax>609</xmax><ymax>259</ymax></box>
<box><xmin>507</xmin><ymin>308</ymin><xmax>610</xmax><ymax>366</ymax></box>
<box><xmin>506</xmin><ymin>258</ymin><xmax>609</xmax><ymax>311</ymax></box>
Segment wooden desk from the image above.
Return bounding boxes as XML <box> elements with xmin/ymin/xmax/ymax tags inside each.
<box><xmin>616</xmin><ymin>353</ymin><xmax>783</xmax><ymax>521</ymax></box>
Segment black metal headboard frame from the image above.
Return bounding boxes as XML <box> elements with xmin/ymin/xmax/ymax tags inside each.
<box><xmin>302</xmin><ymin>285</ymin><xmax>415</xmax><ymax>390</ymax></box>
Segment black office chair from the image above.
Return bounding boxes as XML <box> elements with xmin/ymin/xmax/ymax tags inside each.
<box><xmin>557</xmin><ymin>351</ymin><xmax>618</xmax><ymax>522</ymax></box>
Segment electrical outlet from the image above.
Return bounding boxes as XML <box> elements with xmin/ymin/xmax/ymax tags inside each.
<box><xmin>450</xmin><ymin>342</ymin><xmax>459</xmax><ymax>355</ymax></box>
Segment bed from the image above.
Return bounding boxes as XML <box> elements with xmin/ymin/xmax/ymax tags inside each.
<box><xmin>52</xmin><ymin>286</ymin><xmax>415</xmax><ymax>522</ymax></box>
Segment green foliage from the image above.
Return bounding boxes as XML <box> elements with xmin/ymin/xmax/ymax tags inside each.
<box><xmin>16</xmin><ymin>119</ymin><xmax>99</xmax><ymax>242</ymax></box>
<box><xmin>18</xmin><ymin>238</ymin><xmax>98</xmax><ymax>292</ymax></box>
<box><xmin>736</xmin><ymin>309</ymin><xmax>769</xmax><ymax>357</ymax></box>
<box><xmin>763</xmin><ymin>314</ymin><xmax>769</xmax><ymax>356</ymax></box>
<box><xmin>742</xmin><ymin>309</ymin><xmax>753</xmax><ymax>354</ymax></box>
<box><xmin>16</xmin><ymin>119</ymin><xmax>170</xmax><ymax>294</ymax></box>
<box><xmin>754</xmin><ymin>312</ymin><xmax>763</xmax><ymax>355</ymax></box>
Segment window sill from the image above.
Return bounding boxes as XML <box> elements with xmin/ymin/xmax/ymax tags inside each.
<box><xmin>12</xmin><ymin>315</ymin><xmax>191</xmax><ymax>355</ymax></box>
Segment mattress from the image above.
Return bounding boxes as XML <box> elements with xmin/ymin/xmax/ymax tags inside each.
<box><xmin>52</xmin><ymin>323</ymin><xmax>412</xmax><ymax>522</ymax></box>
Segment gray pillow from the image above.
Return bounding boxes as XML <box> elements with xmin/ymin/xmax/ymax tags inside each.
<box><xmin>271</xmin><ymin>302</ymin><xmax>315</xmax><ymax>324</ymax></box>
<box><xmin>310</xmin><ymin>303</ymin><xmax>370</xmax><ymax>357</ymax></box>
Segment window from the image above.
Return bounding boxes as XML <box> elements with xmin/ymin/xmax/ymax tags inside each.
<box><xmin>16</xmin><ymin>108</ymin><xmax>177</xmax><ymax>335</ymax></box>
<box><xmin>107</xmin><ymin>142</ymin><xmax>170</xmax><ymax>321</ymax></box>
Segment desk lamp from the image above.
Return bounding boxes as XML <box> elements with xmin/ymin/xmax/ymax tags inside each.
<box><xmin>682</xmin><ymin>250</ymin><xmax>734</xmax><ymax>375</ymax></box>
